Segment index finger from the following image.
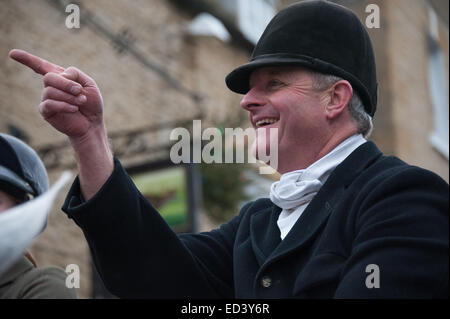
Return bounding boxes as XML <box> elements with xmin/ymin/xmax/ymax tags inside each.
<box><xmin>9</xmin><ymin>49</ymin><xmax>65</xmax><ymax>75</ymax></box>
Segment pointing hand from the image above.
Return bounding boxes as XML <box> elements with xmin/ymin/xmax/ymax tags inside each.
<box><xmin>9</xmin><ymin>49</ymin><xmax>104</xmax><ymax>140</ymax></box>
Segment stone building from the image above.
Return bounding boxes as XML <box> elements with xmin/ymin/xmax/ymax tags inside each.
<box><xmin>0</xmin><ymin>0</ymin><xmax>448</xmax><ymax>298</ymax></box>
<box><xmin>0</xmin><ymin>0</ymin><xmax>251</xmax><ymax>298</ymax></box>
<box><xmin>332</xmin><ymin>0</ymin><xmax>449</xmax><ymax>181</ymax></box>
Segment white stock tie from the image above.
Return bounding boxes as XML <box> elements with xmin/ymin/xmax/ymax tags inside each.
<box><xmin>270</xmin><ymin>134</ymin><xmax>367</xmax><ymax>239</ymax></box>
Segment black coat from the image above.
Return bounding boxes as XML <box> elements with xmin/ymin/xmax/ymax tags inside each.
<box><xmin>62</xmin><ymin>141</ymin><xmax>449</xmax><ymax>298</ymax></box>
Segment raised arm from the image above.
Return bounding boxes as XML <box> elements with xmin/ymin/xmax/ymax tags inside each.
<box><xmin>9</xmin><ymin>49</ymin><xmax>113</xmax><ymax>200</ymax></box>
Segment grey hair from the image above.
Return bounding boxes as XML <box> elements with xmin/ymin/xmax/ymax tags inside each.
<box><xmin>308</xmin><ymin>72</ymin><xmax>373</xmax><ymax>138</ymax></box>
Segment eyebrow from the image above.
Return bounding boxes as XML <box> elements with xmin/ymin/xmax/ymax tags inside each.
<box><xmin>249</xmin><ymin>69</ymin><xmax>285</xmax><ymax>87</ymax></box>
<box><xmin>267</xmin><ymin>69</ymin><xmax>284</xmax><ymax>75</ymax></box>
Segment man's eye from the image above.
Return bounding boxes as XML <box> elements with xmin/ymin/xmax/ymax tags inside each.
<box><xmin>268</xmin><ymin>80</ymin><xmax>283</xmax><ymax>87</ymax></box>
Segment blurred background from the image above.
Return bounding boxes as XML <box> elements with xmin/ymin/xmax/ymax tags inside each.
<box><xmin>0</xmin><ymin>0</ymin><xmax>448</xmax><ymax>298</ymax></box>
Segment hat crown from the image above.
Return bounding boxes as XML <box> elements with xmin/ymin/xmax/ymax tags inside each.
<box><xmin>253</xmin><ymin>1</ymin><xmax>366</xmax><ymax>59</ymax></box>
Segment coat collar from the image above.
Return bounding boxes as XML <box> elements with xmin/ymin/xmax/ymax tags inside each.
<box><xmin>249</xmin><ymin>141</ymin><xmax>383</xmax><ymax>267</ymax></box>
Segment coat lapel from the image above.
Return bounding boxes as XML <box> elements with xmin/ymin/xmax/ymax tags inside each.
<box><xmin>253</xmin><ymin>141</ymin><xmax>382</xmax><ymax>267</ymax></box>
<box><xmin>265</xmin><ymin>176</ymin><xmax>343</xmax><ymax>266</ymax></box>
<box><xmin>250</xmin><ymin>204</ymin><xmax>282</xmax><ymax>266</ymax></box>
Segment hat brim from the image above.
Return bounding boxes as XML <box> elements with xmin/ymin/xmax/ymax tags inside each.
<box><xmin>226</xmin><ymin>56</ymin><xmax>318</xmax><ymax>94</ymax></box>
<box><xmin>0</xmin><ymin>165</ymin><xmax>34</xmax><ymax>196</ymax></box>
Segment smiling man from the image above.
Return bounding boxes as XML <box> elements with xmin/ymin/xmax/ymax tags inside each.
<box><xmin>9</xmin><ymin>0</ymin><xmax>448</xmax><ymax>298</ymax></box>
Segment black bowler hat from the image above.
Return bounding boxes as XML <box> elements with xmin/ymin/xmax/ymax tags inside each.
<box><xmin>226</xmin><ymin>0</ymin><xmax>378</xmax><ymax>117</ymax></box>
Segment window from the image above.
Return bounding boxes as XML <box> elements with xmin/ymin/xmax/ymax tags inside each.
<box><xmin>187</xmin><ymin>12</ymin><xmax>231</xmax><ymax>42</ymax></box>
<box><xmin>427</xmin><ymin>8</ymin><xmax>449</xmax><ymax>159</ymax></box>
<box><xmin>237</xmin><ymin>0</ymin><xmax>278</xmax><ymax>44</ymax></box>
<box><xmin>193</xmin><ymin>0</ymin><xmax>278</xmax><ymax>45</ymax></box>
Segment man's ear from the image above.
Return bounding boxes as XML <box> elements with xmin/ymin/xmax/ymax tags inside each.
<box><xmin>325</xmin><ymin>80</ymin><xmax>353</xmax><ymax>120</ymax></box>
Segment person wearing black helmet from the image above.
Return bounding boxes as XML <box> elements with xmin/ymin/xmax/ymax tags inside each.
<box><xmin>0</xmin><ymin>134</ymin><xmax>76</xmax><ymax>299</ymax></box>
<box><xmin>9</xmin><ymin>0</ymin><xmax>448</xmax><ymax>298</ymax></box>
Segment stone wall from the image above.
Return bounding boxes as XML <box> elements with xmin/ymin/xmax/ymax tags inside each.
<box><xmin>0</xmin><ymin>0</ymin><xmax>249</xmax><ymax>298</ymax></box>
<box><xmin>386</xmin><ymin>0</ymin><xmax>449</xmax><ymax>180</ymax></box>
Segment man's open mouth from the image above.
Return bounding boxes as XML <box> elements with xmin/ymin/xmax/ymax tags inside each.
<box><xmin>255</xmin><ymin>118</ymin><xmax>279</xmax><ymax>128</ymax></box>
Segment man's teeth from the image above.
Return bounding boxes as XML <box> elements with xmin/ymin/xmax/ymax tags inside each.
<box><xmin>256</xmin><ymin>118</ymin><xmax>278</xmax><ymax>127</ymax></box>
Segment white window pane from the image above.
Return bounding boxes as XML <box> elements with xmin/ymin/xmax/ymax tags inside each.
<box><xmin>237</xmin><ymin>0</ymin><xmax>276</xmax><ymax>44</ymax></box>
<box><xmin>427</xmin><ymin>41</ymin><xmax>449</xmax><ymax>159</ymax></box>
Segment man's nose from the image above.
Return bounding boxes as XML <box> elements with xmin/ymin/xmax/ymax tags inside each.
<box><xmin>240</xmin><ymin>87</ymin><xmax>266</xmax><ymax>111</ymax></box>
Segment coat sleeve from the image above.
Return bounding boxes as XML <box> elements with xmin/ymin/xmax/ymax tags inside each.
<box><xmin>62</xmin><ymin>158</ymin><xmax>242</xmax><ymax>298</ymax></box>
<box><xmin>19</xmin><ymin>267</ymin><xmax>77</xmax><ymax>299</ymax></box>
<box><xmin>334</xmin><ymin>166</ymin><xmax>449</xmax><ymax>298</ymax></box>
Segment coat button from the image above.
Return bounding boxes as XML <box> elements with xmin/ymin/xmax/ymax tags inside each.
<box><xmin>261</xmin><ymin>276</ymin><xmax>272</xmax><ymax>288</ymax></box>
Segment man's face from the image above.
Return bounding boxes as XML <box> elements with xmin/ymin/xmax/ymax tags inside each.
<box><xmin>240</xmin><ymin>66</ymin><xmax>330</xmax><ymax>173</ymax></box>
<box><xmin>0</xmin><ymin>189</ymin><xmax>18</xmax><ymax>213</ymax></box>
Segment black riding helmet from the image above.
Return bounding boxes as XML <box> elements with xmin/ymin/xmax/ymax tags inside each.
<box><xmin>226</xmin><ymin>0</ymin><xmax>378</xmax><ymax>117</ymax></box>
<box><xmin>0</xmin><ymin>133</ymin><xmax>49</xmax><ymax>201</ymax></box>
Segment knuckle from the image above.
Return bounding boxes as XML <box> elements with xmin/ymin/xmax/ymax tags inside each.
<box><xmin>43</xmin><ymin>72</ymin><xmax>52</xmax><ymax>82</ymax></box>
<box><xmin>42</xmin><ymin>86</ymin><xmax>53</xmax><ymax>98</ymax></box>
<box><xmin>65</xmin><ymin>66</ymin><xmax>79</xmax><ymax>78</ymax></box>
<box><xmin>43</xmin><ymin>72</ymin><xmax>57</xmax><ymax>84</ymax></box>
<box><xmin>39</xmin><ymin>101</ymin><xmax>50</xmax><ymax>116</ymax></box>
<box><xmin>41</xmin><ymin>99</ymin><xmax>52</xmax><ymax>109</ymax></box>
